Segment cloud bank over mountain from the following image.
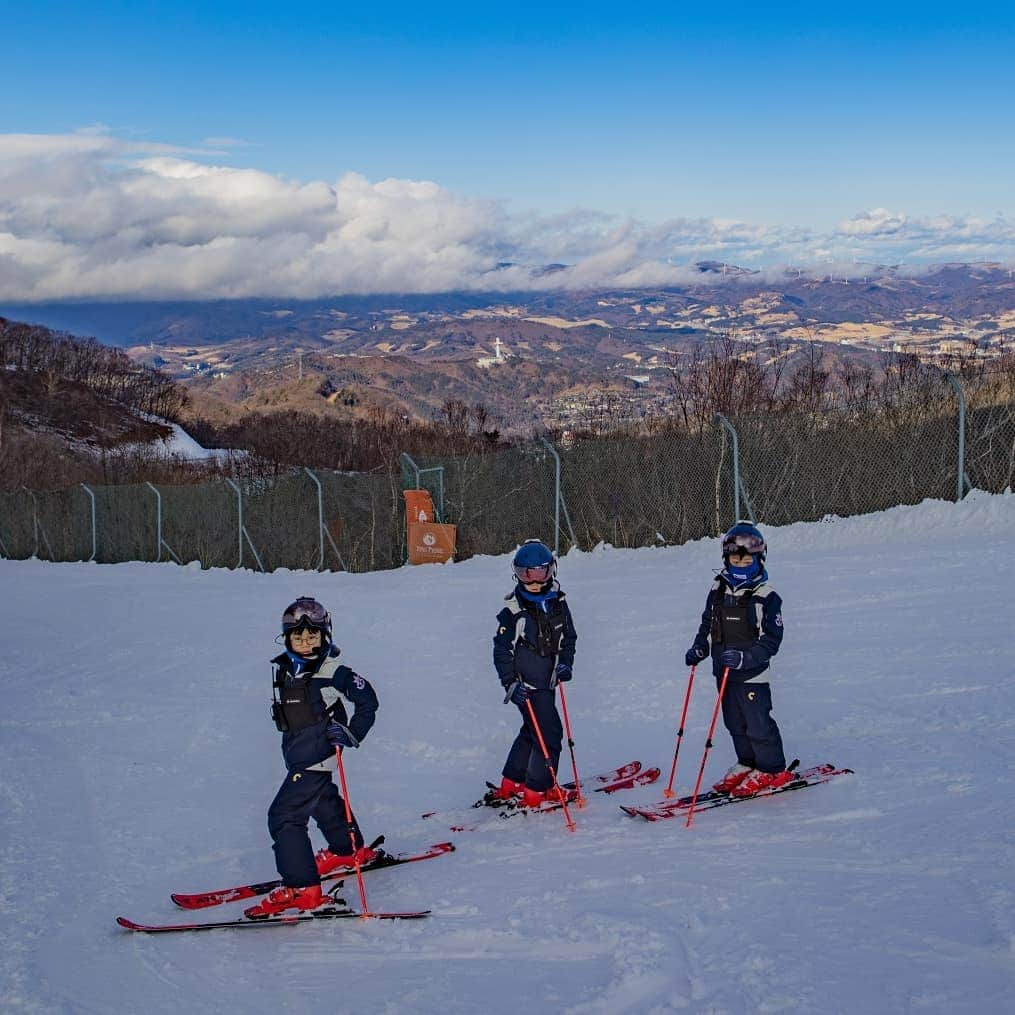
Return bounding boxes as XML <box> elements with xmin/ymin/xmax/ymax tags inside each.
<box><xmin>1</xmin><ymin>131</ymin><xmax>1012</xmax><ymax>301</ymax></box>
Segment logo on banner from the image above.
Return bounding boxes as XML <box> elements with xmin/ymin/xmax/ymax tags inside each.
<box><xmin>423</xmin><ymin>533</ymin><xmax>436</xmax><ymax>547</ymax></box>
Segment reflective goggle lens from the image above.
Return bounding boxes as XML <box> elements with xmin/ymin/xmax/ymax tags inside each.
<box><xmin>282</xmin><ymin>600</ymin><xmax>329</xmax><ymax>630</ymax></box>
<box><xmin>723</xmin><ymin>535</ymin><xmax>764</xmax><ymax>556</ymax></box>
<box><xmin>513</xmin><ymin>563</ymin><xmax>553</xmax><ymax>583</ymax></box>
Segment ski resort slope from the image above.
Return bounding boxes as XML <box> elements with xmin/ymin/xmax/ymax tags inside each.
<box><xmin>1</xmin><ymin>492</ymin><xmax>1013</xmax><ymax>1015</ymax></box>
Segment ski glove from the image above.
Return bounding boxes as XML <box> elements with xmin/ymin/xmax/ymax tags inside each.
<box><xmin>326</xmin><ymin>720</ymin><xmax>359</xmax><ymax>749</ymax></box>
<box><xmin>549</xmin><ymin>663</ymin><xmax>572</xmax><ymax>688</ymax></box>
<box><xmin>502</xmin><ymin>680</ymin><xmax>530</xmax><ymax>706</ymax></box>
<box><xmin>685</xmin><ymin>644</ymin><xmax>708</xmax><ymax>667</ymax></box>
<box><xmin>720</xmin><ymin>649</ymin><xmax>746</xmax><ymax>670</ymax></box>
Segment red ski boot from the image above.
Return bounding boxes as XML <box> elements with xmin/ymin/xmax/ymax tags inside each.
<box><xmin>729</xmin><ymin>768</ymin><xmax>796</xmax><ymax>798</ymax></box>
<box><xmin>490</xmin><ymin>776</ymin><xmax>524</xmax><ymax>802</ymax></box>
<box><xmin>244</xmin><ymin>883</ymin><xmax>324</xmax><ymax>918</ymax></box>
<box><xmin>712</xmin><ymin>763</ymin><xmax>753</xmax><ymax>794</ymax></box>
<box><xmin>520</xmin><ymin>786</ymin><xmax>548</xmax><ymax>808</ymax></box>
<box><xmin>315</xmin><ymin>845</ymin><xmax>379</xmax><ymax>876</ymax></box>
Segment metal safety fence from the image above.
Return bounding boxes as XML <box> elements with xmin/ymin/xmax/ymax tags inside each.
<box><xmin>0</xmin><ymin>470</ymin><xmax>408</xmax><ymax>573</ymax></box>
<box><xmin>727</xmin><ymin>373</ymin><xmax>1014</xmax><ymax>528</ymax></box>
<box><xmin>2</xmin><ymin>386</ymin><xmax>1013</xmax><ymax>572</ymax></box>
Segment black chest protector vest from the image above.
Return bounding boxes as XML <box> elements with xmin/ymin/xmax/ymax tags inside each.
<box><xmin>271</xmin><ymin>665</ymin><xmax>321</xmax><ymax>733</ymax></box>
<box><xmin>520</xmin><ymin>603</ymin><xmax>568</xmax><ymax>658</ymax></box>
<box><xmin>710</xmin><ymin>581</ymin><xmax>760</xmax><ymax>648</ymax></box>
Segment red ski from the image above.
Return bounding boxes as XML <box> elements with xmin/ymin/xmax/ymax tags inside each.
<box><xmin>423</xmin><ymin>761</ymin><xmax>644</xmax><ymax>820</ymax></box>
<box><xmin>496</xmin><ymin>767</ymin><xmax>661</xmax><ymax>821</ymax></box>
<box><xmin>117</xmin><ymin>907</ymin><xmax>429</xmax><ymax>933</ymax></box>
<box><xmin>445</xmin><ymin>765</ymin><xmax>660</xmax><ymax>831</ymax></box>
<box><xmin>171</xmin><ymin>839</ymin><xmax>453</xmax><ymax>911</ymax></box>
<box><xmin>621</xmin><ymin>764</ymin><xmax>853</xmax><ymax>821</ymax></box>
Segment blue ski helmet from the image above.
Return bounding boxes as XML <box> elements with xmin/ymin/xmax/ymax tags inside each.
<box><xmin>281</xmin><ymin>596</ymin><xmax>333</xmax><ymax>649</ymax></box>
<box><xmin>512</xmin><ymin>539</ymin><xmax>556</xmax><ymax>588</ymax></box>
<box><xmin>721</xmin><ymin>522</ymin><xmax>767</xmax><ymax>563</ymax></box>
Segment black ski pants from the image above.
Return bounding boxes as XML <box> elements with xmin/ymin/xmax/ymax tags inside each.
<box><xmin>502</xmin><ymin>688</ymin><xmax>563</xmax><ymax>792</ymax></box>
<box><xmin>267</xmin><ymin>769</ymin><xmax>363</xmax><ymax>888</ymax></box>
<box><xmin>719</xmin><ymin>680</ymin><xmax>786</xmax><ymax>774</ymax></box>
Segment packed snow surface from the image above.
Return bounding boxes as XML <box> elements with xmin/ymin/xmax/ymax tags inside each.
<box><xmin>2</xmin><ymin>492</ymin><xmax>1014</xmax><ymax>1014</ymax></box>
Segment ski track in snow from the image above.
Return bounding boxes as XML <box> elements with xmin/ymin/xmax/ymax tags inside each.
<box><xmin>1</xmin><ymin>491</ymin><xmax>1014</xmax><ymax>1014</ymax></box>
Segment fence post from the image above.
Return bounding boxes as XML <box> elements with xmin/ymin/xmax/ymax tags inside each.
<box><xmin>435</xmin><ymin>464</ymin><xmax>445</xmax><ymax>522</ymax></box>
<box><xmin>80</xmin><ymin>484</ymin><xmax>97</xmax><ymax>561</ymax></box>
<box><xmin>538</xmin><ymin>437</ymin><xmax>577</xmax><ymax>554</ymax></box>
<box><xmin>224</xmin><ymin>478</ymin><xmax>244</xmax><ymax>568</ymax></box>
<box><xmin>303</xmin><ymin>468</ymin><xmax>347</xmax><ymax>572</ymax></box>
<box><xmin>305</xmin><ymin>467</ymin><xmax>326</xmax><ymax>569</ymax></box>
<box><xmin>943</xmin><ymin>372</ymin><xmax>972</xmax><ymax>501</ymax></box>
<box><xmin>145</xmin><ymin>482</ymin><xmax>181</xmax><ymax>564</ymax></box>
<box><xmin>540</xmin><ymin>437</ymin><xmax>561</xmax><ymax>556</ymax></box>
<box><xmin>400</xmin><ymin>451</ymin><xmax>421</xmax><ymax>490</ymax></box>
<box><xmin>714</xmin><ymin>414</ymin><xmax>756</xmax><ymax>525</ymax></box>
<box><xmin>22</xmin><ymin>487</ymin><xmax>54</xmax><ymax>559</ymax></box>
<box><xmin>22</xmin><ymin>485</ymin><xmax>38</xmax><ymax>556</ymax></box>
<box><xmin>148</xmin><ymin>482</ymin><xmax>162</xmax><ymax>561</ymax></box>
<box><xmin>225</xmin><ymin>478</ymin><xmax>265</xmax><ymax>572</ymax></box>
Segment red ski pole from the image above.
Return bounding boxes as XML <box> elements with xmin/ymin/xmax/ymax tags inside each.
<box><xmin>525</xmin><ymin>698</ymin><xmax>577</xmax><ymax>832</ymax></box>
<box><xmin>685</xmin><ymin>666</ymin><xmax>730</xmax><ymax>829</ymax></box>
<box><xmin>335</xmin><ymin>747</ymin><xmax>371</xmax><ymax>917</ymax></box>
<box><xmin>663</xmin><ymin>665</ymin><xmax>697</xmax><ymax>798</ymax></box>
<box><xmin>557</xmin><ymin>684</ymin><xmax>585</xmax><ymax>808</ymax></box>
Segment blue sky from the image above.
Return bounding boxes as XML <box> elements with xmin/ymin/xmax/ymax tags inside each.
<box><xmin>1</xmin><ymin>2</ymin><xmax>1013</xmax><ymax>297</ymax></box>
<box><xmin>6</xmin><ymin>1</ymin><xmax>1014</xmax><ymax>223</ymax></box>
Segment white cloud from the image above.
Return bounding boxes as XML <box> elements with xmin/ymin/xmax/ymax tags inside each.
<box><xmin>0</xmin><ymin>131</ymin><xmax>1013</xmax><ymax>300</ymax></box>
<box><xmin>838</xmin><ymin>208</ymin><xmax>908</xmax><ymax>236</ymax></box>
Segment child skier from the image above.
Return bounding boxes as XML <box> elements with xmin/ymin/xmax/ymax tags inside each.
<box><xmin>684</xmin><ymin>522</ymin><xmax>793</xmax><ymax>798</ymax></box>
<box><xmin>491</xmin><ymin>539</ymin><xmax>578</xmax><ymax>808</ymax></box>
<box><xmin>245</xmin><ymin>596</ymin><xmax>379</xmax><ymax>918</ymax></box>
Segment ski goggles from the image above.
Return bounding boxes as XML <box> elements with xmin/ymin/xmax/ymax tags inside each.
<box><xmin>722</xmin><ymin>534</ymin><xmax>765</xmax><ymax>556</ymax></box>
<box><xmin>513</xmin><ymin>561</ymin><xmax>555</xmax><ymax>584</ymax></box>
<box><xmin>282</xmin><ymin>598</ymin><xmax>330</xmax><ymax>631</ymax></box>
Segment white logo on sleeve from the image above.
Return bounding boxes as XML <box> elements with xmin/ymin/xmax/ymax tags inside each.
<box><xmin>775</xmin><ymin>613</ymin><xmax>783</xmax><ymax>627</ymax></box>
<box><xmin>352</xmin><ymin>673</ymin><xmax>366</xmax><ymax>690</ymax></box>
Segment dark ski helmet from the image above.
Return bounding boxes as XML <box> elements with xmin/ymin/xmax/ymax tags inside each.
<box><xmin>512</xmin><ymin>539</ymin><xmax>556</xmax><ymax>589</ymax></box>
<box><xmin>281</xmin><ymin>596</ymin><xmax>332</xmax><ymax>651</ymax></box>
<box><xmin>721</xmin><ymin>522</ymin><xmax>767</xmax><ymax>564</ymax></box>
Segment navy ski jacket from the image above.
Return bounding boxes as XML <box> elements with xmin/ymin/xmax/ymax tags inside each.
<box><xmin>493</xmin><ymin>585</ymin><xmax>577</xmax><ymax>689</ymax></box>
<box><xmin>689</xmin><ymin>575</ymin><xmax>784</xmax><ymax>684</ymax></box>
<box><xmin>272</xmin><ymin>645</ymin><xmax>378</xmax><ymax>770</ymax></box>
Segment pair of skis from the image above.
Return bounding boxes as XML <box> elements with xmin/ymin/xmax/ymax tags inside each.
<box><xmin>168</xmin><ymin>837</ymin><xmax>453</xmax><ymax>910</ymax></box>
<box><xmin>117</xmin><ymin>838</ymin><xmax>453</xmax><ymax>933</ymax></box>
<box><xmin>620</xmin><ymin>763</ymin><xmax>854</xmax><ymax>821</ymax></box>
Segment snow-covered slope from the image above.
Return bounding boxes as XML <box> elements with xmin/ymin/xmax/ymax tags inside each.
<box><xmin>136</xmin><ymin>414</ymin><xmax>225</xmax><ymax>460</ymax></box>
<box><xmin>1</xmin><ymin>492</ymin><xmax>1013</xmax><ymax>1014</ymax></box>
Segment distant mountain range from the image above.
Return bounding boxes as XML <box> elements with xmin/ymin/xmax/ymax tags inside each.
<box><xmin>4</xmin><ymin>262</ymin><xmax>1012</xmax><ymax>432</ymax></box>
